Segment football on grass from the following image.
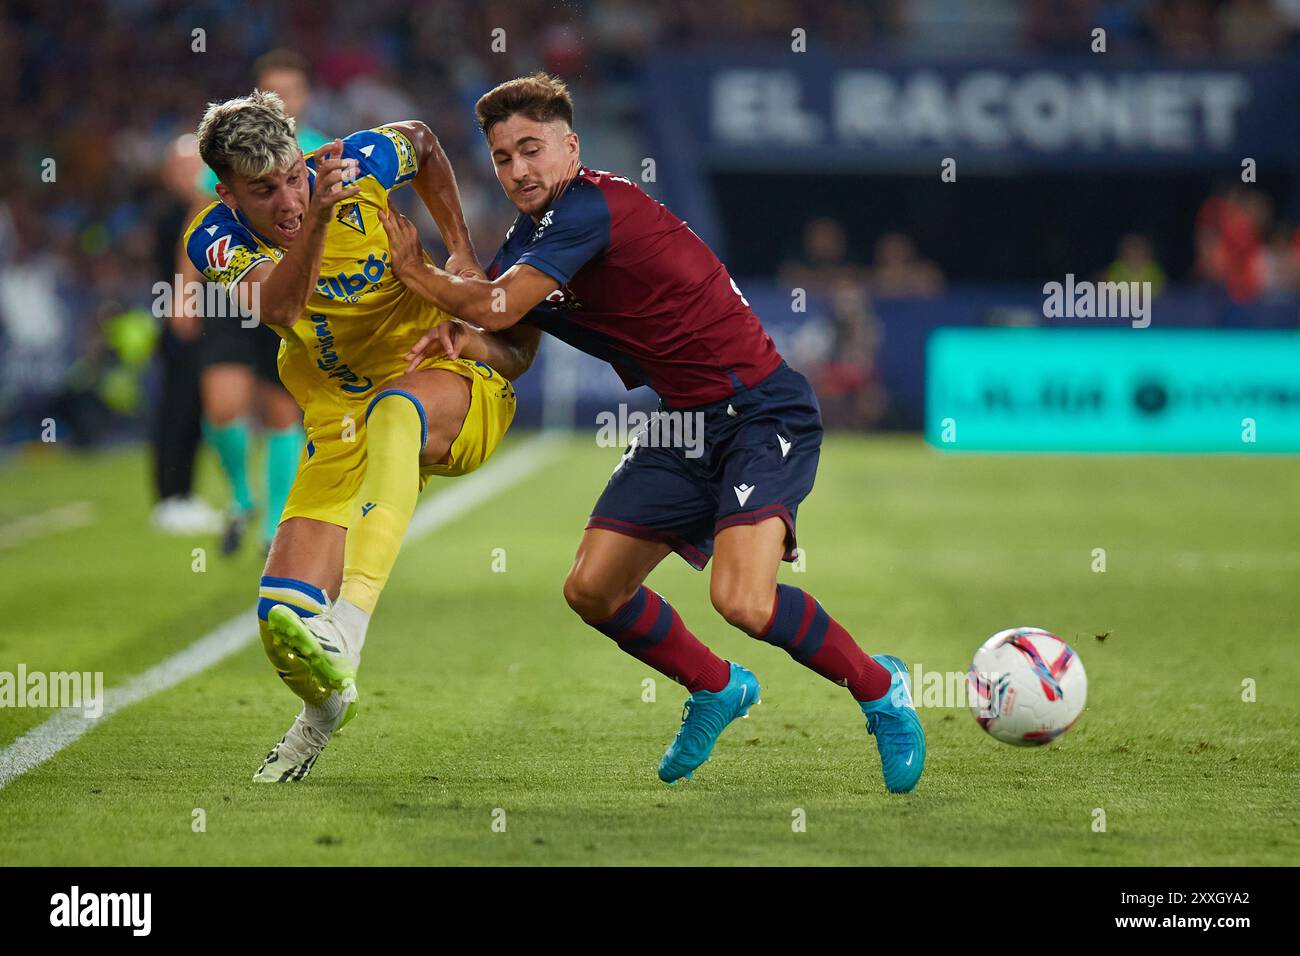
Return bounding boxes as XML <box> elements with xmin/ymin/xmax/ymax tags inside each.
<box><xmin>967</xmin><ymin>627</ymin><xmax>1087</xmax><ymax>746</ymax></box>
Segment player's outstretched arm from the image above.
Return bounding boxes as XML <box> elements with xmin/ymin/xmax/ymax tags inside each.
<box><xmin>404</xmin><ymin>321</ymin><xmax>541</xmax><ymax>381</ymax></box>
<box><xmin>470</xmin><ymin>323</ymin><xmax>542</xmax><ymax>381</ymax></box>
<box><xmin>381</xmin><ymin>121</ymin><xmax>480</xmax><ymax>278</ymax></box>
<box><xmin>378</xmin><ymin>207</ymin><xmax>558</xmax><ymax>331</ymax></box>
<box><xmin>253</xmin><ymin>139</ymin><xmax>361</xmax><ymax>327</ymax></box>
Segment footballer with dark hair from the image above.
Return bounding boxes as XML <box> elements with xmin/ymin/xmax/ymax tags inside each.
<box><xmin>379</xmin><ymin>72</ymin><xmax>926</xmax><ymax>793</ymax></box>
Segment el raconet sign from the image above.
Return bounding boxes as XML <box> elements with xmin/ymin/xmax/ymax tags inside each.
<box><xmin>646</xmin><ymin>54</ymin><xmax>1299</xmax><ymax>171</ymax></box>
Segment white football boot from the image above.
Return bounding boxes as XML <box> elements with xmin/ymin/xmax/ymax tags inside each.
<box><xmin>252</xmin><ymin>683</ymin><xmax>358</xmax><ymax>783</ymax></box>
<box><xmin>255</xmin><ymin>602</ymin><xmax>369</xmax><ymax>782</ymax></box>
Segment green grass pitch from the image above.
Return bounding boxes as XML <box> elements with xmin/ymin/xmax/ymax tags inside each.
<box><xmin>1</xmin><ymin>435</ymin><xmax>1297</xmax><ymax>865</ymax></box>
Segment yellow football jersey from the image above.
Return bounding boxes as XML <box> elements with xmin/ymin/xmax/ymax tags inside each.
<box><xmin>183</xmin><ymin>126</ymin><xmax>456</xmax><ymax>416</ymax></box>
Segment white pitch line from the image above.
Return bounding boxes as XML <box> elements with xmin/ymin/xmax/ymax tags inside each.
<box><xmin>0</xmin><ymin>501</ymin><xmax>96</xmax><ymax>551</ymax></box>
<box><xmin>0</xmin><ymin>433</ymin><xmax>565</xmax><ymax>791</ymax></box>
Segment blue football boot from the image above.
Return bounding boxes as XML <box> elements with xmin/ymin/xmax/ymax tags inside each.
<box><xmin>658</xmin><ymin>662</ymin><xmax>760</xmax><ymax>783</ymax></box>
<box><xmin>860</xmin><ymin>654</ymin><xmax>926</xmax><ymax>793</ymax></box>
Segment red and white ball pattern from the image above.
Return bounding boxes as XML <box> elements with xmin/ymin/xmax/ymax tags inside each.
<box><xmin>968</xmin><ymin>627</ymin><xmax>1087</xmax><ymax>746</ymax></box>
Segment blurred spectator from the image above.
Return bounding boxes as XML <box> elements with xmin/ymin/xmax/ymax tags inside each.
<box><xmin>341</xmin><ymin>61</ymin><xmax>420</xmax><ymax>133</ymax></box>
<box><xmin>1275</xmin><ymin>0</ymin><xmax>1300</xmax><ymax>31</ymax></box>
<box><xmin>48</xmin><ymin>299</ymin><xmax>157</xmax><ymax>447</ymax></box>
<box><xmin>869</xmin><ymin>232</ymin><xmax>945</xmax><ymax>298</ymax></box>
<box><xmin>1104</xmin><ymin>234</ymin><xmax>1167</xmax><ymax>297</ymax></box>
<box><xmin>256</xmin><ymin>49</ymin><xmax>313</xmax><ymax>123</ymax></box>
<box><xmin>779</xmin><ymin>217</ymin><xmax>870</xmax><ymax>295</ymax></box>
<box><xmin>1259</xmin><ymin>224</ymin><xmax>1300</xmax><ymax>296</ymax></box>
<box><xmin>3</xmin><ymin>0</ymin><xmax>1300</xmax><ymax>449</ymax></box>
<box><xmin>1148</xmin><ymin>0</ymin><xmax>1217</xmax><ymax>56</ymax></box>
<box><xmin>778</xmin><ymin>217</ymin><xmax>888</xmax><ymax>428</ymax></box>
<box><xmin>591</xmin><ymin>0</ymin><xmax>660</xmax><ymax>82</ymax></box>
<box><xmin>815</xmin><ymin>283</ymin><xmax>889</xmax><ymax>429</ymax></box>
<box><xmin>659</xmin><ymin>0</ymin><xmax>899</xmax><ymax>51</ymax></box>
<box><xmin>1091</xmin><ymin>0</ymin><xmax>1153</xmax><ymax>52</ymax></box>
<box><xmin>1195</xmin><ymin>187</ymin><xmax>1268</xmax><ymax>303</ymax></box>
<box><xmin>1025</xmin><ymin>0</ymin><xmax>1107</xmax><ymax>51</ymax></box>
<box><xmin>1218</xmin><ymin>0</ymin><xmax>1289</xmax><ymax>58</ymax></box>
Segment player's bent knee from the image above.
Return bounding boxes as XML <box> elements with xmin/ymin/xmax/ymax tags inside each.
<box><xmin>562</xmin><ymin>573</ymin><xmax>602</xmax><ymax>621</ymax></box>
<box><xmin>563</xmin><ymin>569</ymin><xmax>626</xmax><ymax>624</ymax></box>
<box><xmin>366</xmin><ymin>388</ymin><xmax>429</xmax><ymax>449</ymax></box>
<box><xmin>386</xmin><ymin>371</ymin><xmax>473</xmax><ymax>464</ymax></box>
<box><xmin>710</xmin><ymin>582</ymin><xmax>774</xmax><ymax>637</ymax></box>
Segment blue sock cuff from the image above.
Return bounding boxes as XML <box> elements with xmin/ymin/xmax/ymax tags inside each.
<box><xmin>762</xmin><ymin>584</ymin><xmax>830</xmax><ymax>660</ymax></box>
<box><xmin>365</xmin><ymin>388</ymin><xmax>427</xmax><ymax>450</ymax></box>
<box><xmin>593</xmin><ymin>586</ymin><xmax>649</xmax><ymax>637</ymax></box>
<box><xmin>258</xmin><ymin>575</ymin><xmax>328</xmax><ymax>621</ymax></box>
<box><xmin>764</xmin><ymin>584</ymin><xmax>805</xmax><ymax>644</ymax></box>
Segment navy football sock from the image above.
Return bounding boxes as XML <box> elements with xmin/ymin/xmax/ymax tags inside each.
<box><xmin>592</xmin><ymin>587</ymin><xmax>731</xmax><ymax>694</ymax></box>
<box><xmin>758</xmin><ymin>584</ymin><xmax>891</xmax><ymax>702</ymax></box>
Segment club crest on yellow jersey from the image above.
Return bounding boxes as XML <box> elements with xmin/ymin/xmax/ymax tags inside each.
<box><xmin>336</xmin><ymin>201</ymin><xmax>366</xmax><ymax>235</ymax></box>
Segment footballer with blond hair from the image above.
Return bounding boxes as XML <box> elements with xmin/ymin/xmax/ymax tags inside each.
<box><xmin>185</xmin><ymin>90</ymin><xmax>539</xmax><ymax>781</ymax></box>
<box><xmin>380</xmin><ymin>73</ymin><xmax>926</xmax><ymax>793</ymax></box>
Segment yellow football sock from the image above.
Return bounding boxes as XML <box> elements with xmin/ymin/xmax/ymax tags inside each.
<box><xmin>340</xmin><ymin>390</ymin><xmax>425</xmax><ymax>615</ymax></box>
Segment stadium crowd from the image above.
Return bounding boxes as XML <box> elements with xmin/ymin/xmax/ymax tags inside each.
<box><xmin>2</xmin><ymin>0</ymin><xmax>1299</xmax><ymax>449</ymax></box>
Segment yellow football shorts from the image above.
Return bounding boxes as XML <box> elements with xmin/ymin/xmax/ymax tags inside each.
<box><xmin>280</xmin><ymin>357</ymin><xmax>517</xmax><ymax>529</ymax></box>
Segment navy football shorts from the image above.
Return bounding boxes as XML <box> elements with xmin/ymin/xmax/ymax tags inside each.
<box><xmin>588</xmin><ymin>361</ymin><xmax>823</xmax><ymax>569</ymax></box>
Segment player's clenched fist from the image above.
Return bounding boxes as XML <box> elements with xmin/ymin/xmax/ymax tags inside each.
<box><xmin>308</xmin><ymin>139</ymin><xmax>362</xmax><ymax>222</ymax></box>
